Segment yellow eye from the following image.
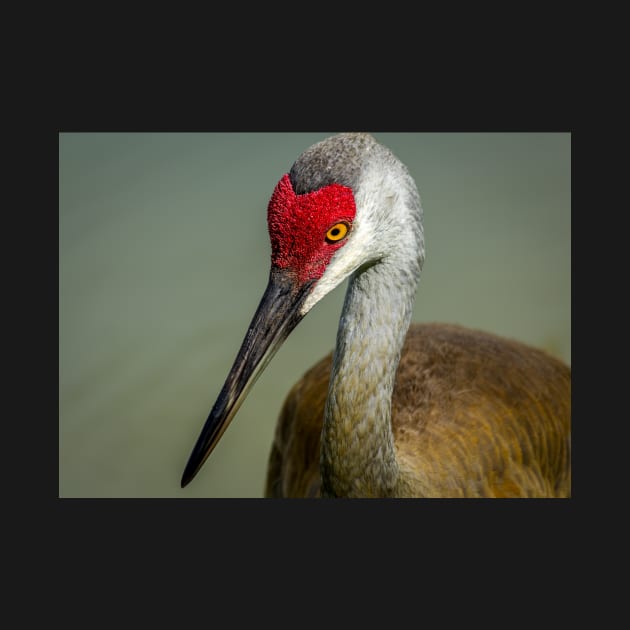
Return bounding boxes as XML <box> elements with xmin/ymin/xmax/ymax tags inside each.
<box><xmin>326</xmin><ymin>222</ymin><xmax>349</xmax><ymax>243</ymax></box>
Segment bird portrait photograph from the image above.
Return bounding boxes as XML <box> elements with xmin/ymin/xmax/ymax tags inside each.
<box><xmin>59</xmin><ymin>132</ymin><xmax>571</xmax><ymax>498</ymax></box>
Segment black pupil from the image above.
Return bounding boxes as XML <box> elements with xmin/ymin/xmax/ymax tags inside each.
<box><xmin>331</xmin><ymin>228</ymin><xmax>340</xmax><ymax>236</ymax></box>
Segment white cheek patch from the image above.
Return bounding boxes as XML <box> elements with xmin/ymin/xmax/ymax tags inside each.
<box><xmin>300</xmin><ymin>216</ymin><xmax>374</xmax><ymax>315</ymax></box>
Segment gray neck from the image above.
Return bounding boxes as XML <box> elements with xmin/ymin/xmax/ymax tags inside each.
<box><xmin>320</xmin><ymin>248</ymin><xmax>421</xmax><ymax>498</ymax></box>
<box><xmin>294</xmin><ymin>133</ymin><xmax>425</xmax><ymax>497</ymax></box>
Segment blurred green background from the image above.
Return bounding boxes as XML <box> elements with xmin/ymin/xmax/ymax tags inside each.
<box><xmin>59</xmin><ymin>132</ymin><xmax>571</xmax><ymax>498</ymax></box>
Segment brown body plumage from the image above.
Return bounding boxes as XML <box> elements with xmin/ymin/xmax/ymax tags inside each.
<box><xmin>265</xmin><ymin>323</ymin><xmax>571</xmax><ymax>498</ymax></box>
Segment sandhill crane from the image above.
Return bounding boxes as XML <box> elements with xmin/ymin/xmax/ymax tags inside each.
<box><xmin>180</xmin><ymin>132</ymin><xmax>571</xmax><ymax>498</ymax></box>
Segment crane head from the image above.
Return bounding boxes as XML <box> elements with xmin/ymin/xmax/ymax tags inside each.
<box><xmin>180</xmin><ymin>171</ymin><xmax>362</xmax><ymax>488</ymax></box>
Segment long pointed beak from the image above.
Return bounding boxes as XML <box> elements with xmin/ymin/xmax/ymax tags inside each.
<box><xmin>181</xmin><ymin>268</ymin><xmax>314</xmax><ymax>488</ymax></box>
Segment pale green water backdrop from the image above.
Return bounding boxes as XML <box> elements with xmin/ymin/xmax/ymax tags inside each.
<box><xmin>59</xmin><ymin>132</ymin><xmax>571</xmax><ymax>498</ymax></box>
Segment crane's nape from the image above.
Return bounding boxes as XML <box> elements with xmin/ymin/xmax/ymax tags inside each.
<box><xmin>180</xmin><ymin>132</ymin><xmax>570</xmax><ymax>497</ymax></box>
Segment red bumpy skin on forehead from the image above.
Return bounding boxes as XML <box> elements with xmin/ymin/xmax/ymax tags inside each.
<box><xmin>267</xmin><ymin>174</ymin><xmax>357</xmax><ymax>283</ymax></box>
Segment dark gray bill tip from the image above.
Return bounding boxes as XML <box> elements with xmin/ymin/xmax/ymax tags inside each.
<box><xmin>180</xmin><ymin>269</ymin><xmax>315</xmax><ymax>488</ymax></box>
